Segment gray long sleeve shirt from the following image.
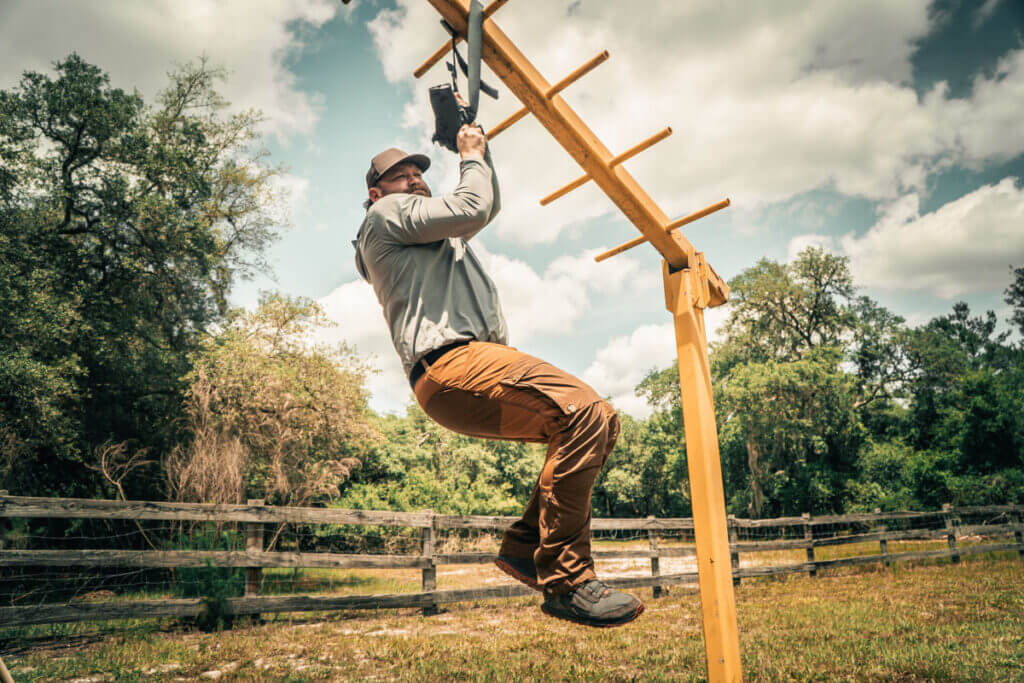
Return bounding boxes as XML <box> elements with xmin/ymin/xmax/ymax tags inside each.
<box><xmin>352</xmin><ymin>152</ymin><xmax>508</xmax><ymax>377</ymax></box>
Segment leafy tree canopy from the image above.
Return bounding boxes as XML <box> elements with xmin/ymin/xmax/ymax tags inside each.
<box><xmin>0</xmin><ymin>54</ymin><xmax>283</xmax><ymax>495</ymax></box>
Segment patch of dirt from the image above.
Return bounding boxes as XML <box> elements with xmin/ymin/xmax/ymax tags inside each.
<box><xmin>142</xmin><ymin>663</ymin><xmax>181</xmax><ymax>675</ymax></box>
<box><xmin>365</xmin><ymin>628</ymin><xmax>412</xmax><ymax>637</ymax></box>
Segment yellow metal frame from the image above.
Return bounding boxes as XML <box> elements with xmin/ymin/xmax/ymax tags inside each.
<box><xmin>415</xmin><ymin>2</ymin><xmax>741</xmax><ymax>679</ymax></box>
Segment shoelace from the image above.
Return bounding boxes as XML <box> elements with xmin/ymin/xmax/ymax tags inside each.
<box><xmin>585</xmin><ymin>579</ymin><xmax>611</xmax><ymax>598</ymax></box>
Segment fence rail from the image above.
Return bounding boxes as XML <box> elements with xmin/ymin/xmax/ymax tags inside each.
<box><xmin>1</xmin><ymin>493</ymin><xmax>1022</xmax><ymax>628</ymax></box>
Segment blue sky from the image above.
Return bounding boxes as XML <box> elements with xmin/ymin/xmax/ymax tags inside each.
<box><xmin>2</xmin><ymin>0</ymin><xmax>1022</xmax><ymax>417</ymax></box>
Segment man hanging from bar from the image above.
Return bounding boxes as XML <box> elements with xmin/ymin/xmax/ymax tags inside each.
<box><xmin>351</xmin><ymin>117</ymin><xmax>644</xmax><ymax>628</ymax></box>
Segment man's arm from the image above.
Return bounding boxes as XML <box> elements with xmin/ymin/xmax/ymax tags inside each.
<box><xmin>375</xmin><ymin>157</ymin><xmax>493</xmax><ymax>244</ymax></box>
<box><xmin>461</xmin><ymin>144</ymin><xmax>500</xmax><ymax>242</ymax></box>
<box><xmin>456</xmin><ymin>108</ymin><xmax>500</xmax><ymax>239</ymax></box>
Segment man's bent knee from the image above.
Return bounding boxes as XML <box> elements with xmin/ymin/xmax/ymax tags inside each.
<box><xmin>564</xmin><ymin>399</ymin><xmax>619</xmax><ymax>459</ymax></box>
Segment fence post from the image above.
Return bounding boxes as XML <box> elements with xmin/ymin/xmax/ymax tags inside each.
<box><xmin>728</xmin><ymin>517</ymin><xmax>740</xmax><ymax>586</ymax></box>
<box><xmin>0</xmin><ymin>491</ymin><xmax>7</xmax><ymax>540</ymax></box>
<box><xmin>646</xmin><ymin>516</ymin><xmax>662</xmax><ymax>598</ymax></box>
<box><xmin>245</xmin><ymin>498</ymin><xmax>265</xmax><ymax>622</ymax></box>
<box><xmin>943</xmin><ymin>503</ymin><xmax>960</xmax><ymax>564</ymax></box>
<box><xmin>1014</xmin><ymin>509</ymin><xmax>1024</xmax><ymax>561</ymax></box>
<box><xmin>421</xmin><ymin>510</ymin><xmax>438</xmax><ymax>616</ymax></box>
<box><xmin>875</xmin><ymin>507</ymin><xmax>889</xmax><ymax>568</ymax></box>
<box><xmin>802</xmin><ymin>512</ymin><xmax>816</xmax><ymax>577</ymax></box>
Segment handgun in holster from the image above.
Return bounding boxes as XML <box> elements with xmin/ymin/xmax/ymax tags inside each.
<box><xmin>429</xmin><ymin>84</ymin><xmax>473</xmax><ymax>154</ymax></box>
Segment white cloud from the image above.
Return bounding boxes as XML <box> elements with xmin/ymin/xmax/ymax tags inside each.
<box><xmin>269</xmin><ymin>173</ymin><xmax>311</xmax><ymax>226</ymax></box>
<box><xmin>842</xmin><ymin>177</ymin><xmax>1024</xmax><ymax>298</ymax></box>
<box><xmin>364</xmin><ymin>1</ymin><xmax>1024</xmax><ymax>247</ymax></box>
<box><xmin>474</xmin><ymin>242</ymin><xmax>657</xmax><ymax>344</ymax></box>
<box><xmin>0</xmin><ymin>0</ymin><xmax>338</xmax><ymax>140</ymax></box>
<box><xmin>581</xmin><ymin>306</ymin><xmax>730</xmax><ymax>419</ymax></box>
<box><xmin>973</xmin><ymin>0</ymin><xmax>1004</xmax><ymax>29</ymax></box>
<box><xmin>942</xmin><ymin>49</ymin><xmax>1024</xmax><ymax>165</ymax></box>
<box><xmin>314</xmin><ymin>278</ymin><xmax>413</xmax><ymax>415</ymax></box>
<box><xmin>581</xmin><ymin>323</ymin><xmax>676</xmax><ymax>418</ymax></box>
<box><xmin>787</xmin><ymin>234</ymin><xmax>839</xmax><ymax>262</ymax></box>
<box><xmin>366</xmin><ymin>1</ymin><xmax>445</xmax><ymax>85</ymax></box>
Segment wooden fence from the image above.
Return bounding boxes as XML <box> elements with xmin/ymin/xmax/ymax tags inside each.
<box><xmin>1</xmin><ymin>492</ymin><xmax>1022</xmax><ymax>628</ymax></box>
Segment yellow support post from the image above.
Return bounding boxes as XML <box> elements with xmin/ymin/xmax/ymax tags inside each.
<box><xmin>664</xmin><ymin>261</ymin><xmax>741</xmax><ymax>681</ymax></box>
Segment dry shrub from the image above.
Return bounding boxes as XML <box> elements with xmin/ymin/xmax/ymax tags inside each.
<box><xmin>164</xmin><ymin>386</ymin><xmax>247</xmax><ymax>505</ymax></box>
<box><xmin>170</xmin><ymin>429</ymin><xmax>247</xmax><ymax>505</ymax></box>
<box><xmin>91</xmin><ymin>442</ymin><xmax>154</xmax><ymax>499</ymax></box>
<box><xmin>437</xmin><ymin>531</ymin><xmax>499</xmax><ymax>555</ymax></box>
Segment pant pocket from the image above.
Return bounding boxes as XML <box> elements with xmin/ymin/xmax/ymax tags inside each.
<box><xmin>498</xmin><ymin>361</ymin><xmax>601</xmax><ymax>419</ymax></box>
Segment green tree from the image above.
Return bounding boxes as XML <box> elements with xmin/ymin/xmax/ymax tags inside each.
<box><xmin>168</xmin><ymin>294</ymin><xmax>375</xmax><ymax>509</ymax></box>
<box><xmin>341</xmin><ymin>401</ymin><xmax>543</xmax><ymax>517</ymax></box>
<box><xmin>716</xmin><ymin>248</ymin><xmax>855</xmax><ymax>371</ymax></box>
<box><xmin>717</xmin><ymin>347</ymin><xmax>863</xmax><ymax>516</ymax></box>
<box><xmin>594</xmin><ymin>412</ymin><xmax>691</xmax><ymax>518</ymax></box>
<box><xmin>1004</xmin><ymin>265</ymin><xmax>1024</xmax><ymax>341</ymax></box>
<box><xmin>630</xmin><ymin>253</ymin><xmax>1024</xmax><ymax>517</ymax></box>
<box><xmin>713</xmin><ymin>249</ymin><xmax>880</xmax><ymax>515</ymax></box>
<box><xmin>634</xmin><ymin>249</ymin><xmax>910</xmax><ymax>517</ymax></box>
<box><xmin>0</xmin><ymin>54</ymin><xmax>282</xmax><ymax>495</ymax></box>
<box><xmin>902</xmin><ymin>302</ymin><xmax>1013</xmax><ymax>453</ymax></box>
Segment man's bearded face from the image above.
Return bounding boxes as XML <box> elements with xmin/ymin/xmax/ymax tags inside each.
<box><xmin>373</xmin><ymin>162</ymin><xmax>431</xmax><ymax>201</ymax></box>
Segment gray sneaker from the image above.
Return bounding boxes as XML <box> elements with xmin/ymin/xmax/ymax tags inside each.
<box><xmin>494</xmin><ymin>554</ymin><xmax>541</xmax><ymax>591</ymax></box>
<box><xmin>541</xmin><ymin>579</ymin><xmax>644</xmax><ymax>628</ymax></box>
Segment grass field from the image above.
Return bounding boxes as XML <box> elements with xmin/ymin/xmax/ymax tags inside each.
<box><xmin>2</xmin><ymin>547</ymin><xmax>1022</xmax><ymax>681</ymax></box>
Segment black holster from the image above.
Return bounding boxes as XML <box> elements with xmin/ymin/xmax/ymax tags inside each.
<box><xmin>429</xmin><ymin>84</ymin><xmax>472</xmax><ymax>154</ymax></box>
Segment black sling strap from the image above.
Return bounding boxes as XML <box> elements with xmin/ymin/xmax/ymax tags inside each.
<box><xmin>430</xmin><ymin>0</ymin><xmax>498</xmax><ymax>152</ymax></box>
<box><xmin>440</xmin><ymin>7</ymin><xmax>498</xmax><ymax>119</ymax></box>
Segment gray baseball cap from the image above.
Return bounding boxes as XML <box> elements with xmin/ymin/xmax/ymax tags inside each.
<box><xmin>365</xmin><ymin>148</ymin><xmax>431</xmax><ymax>189</ymax></box>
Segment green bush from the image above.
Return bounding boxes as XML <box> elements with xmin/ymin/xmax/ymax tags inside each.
<box><xmin>173</xmin><ymin>527</ymin><xmax>245</xmax><ymax>631</ymax></box>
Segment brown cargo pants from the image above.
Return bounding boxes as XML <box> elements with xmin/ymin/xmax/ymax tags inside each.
<box><xmin>412</xmin><ymin>341</ymin><xmax>620</xmax><ymax>595</ymax></box>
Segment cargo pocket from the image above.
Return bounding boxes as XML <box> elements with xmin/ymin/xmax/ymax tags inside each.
<box><xmin>498</xmin><ymin>360</ymin><xmax>601</xmax><ymax>419</ymax></box>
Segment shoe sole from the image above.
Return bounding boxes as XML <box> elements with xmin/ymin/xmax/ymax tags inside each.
<box><xmin>540</xmin><ymin>600</ymin><xmax>645</xmax><ymax>628</ymax></box>
<box><xmin>494</xmin><ymin>558</ymin><xmax>542</xmax><ymax>591</ymax></box>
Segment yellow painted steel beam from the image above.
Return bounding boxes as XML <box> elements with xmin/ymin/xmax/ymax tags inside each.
<box><xmin>413</xmin><ymin>0</ymin><xmax>511</xmax><ymax>78</ymax></box>
<box><xmin>487</xmin><ymin>107</ymin><xmax>528</xmax><ymax>140</ymax></box>
<box><xmin>488</xmin><ymin>50</ymin><xmax>609</xmax><ymax>141</ymax></box>
<box><xmin>425</xmin><ymin>0</ymin><xmax>697</xmax><ymax>271</ymax></box>
<box><xmin>664</xmin><ymin>261</ymin><xmax>742</xmax><ymax>681</ymax></box>
<box><xmin>595</xmin><ymin>198</ymin><xmax>731</xmax><ymax>262</ymax></box>
<box><xmin>540</xmin><ymin>126</ymin><xmax>673</xmax><ymax>206</ymax></box>
<box><xmin>546</xmin><ymin>50</ymin><xmax>609</xmax><ymax>97</ymax></box>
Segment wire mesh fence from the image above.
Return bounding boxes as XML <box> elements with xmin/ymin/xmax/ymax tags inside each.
<box><xmin>1</xmin><ymin>493</ymin><xmax>1022</xmax><ymax>632</ymax></box>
